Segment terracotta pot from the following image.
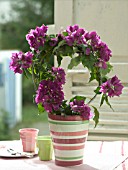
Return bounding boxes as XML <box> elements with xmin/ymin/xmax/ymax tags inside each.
<box><xmin>48</xmin><ymin>114</ymin><xmax>89</xmax><ymax>166</ymax></box>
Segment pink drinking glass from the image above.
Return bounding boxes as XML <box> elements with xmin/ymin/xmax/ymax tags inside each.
<box><xmin>19</xmin><ymin>128</ymin><xmax>39</xmax><ymax>152</ymax></box>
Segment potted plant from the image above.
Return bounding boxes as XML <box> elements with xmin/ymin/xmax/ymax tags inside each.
<box><xmin>9</xmin><ymin>24</ymin><xmax>123</xmax><ymax>166</ymax></box>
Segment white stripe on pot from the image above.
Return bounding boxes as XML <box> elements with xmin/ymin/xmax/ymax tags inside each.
<box><xmin>49</xmin><ymin>124</ymin><xmax>89</xmax><ymax>132</ymax></box>
<box><xmin>51</xmin><ymin>134</ymin><xmax>88</xmax><ymax>139</ymax></box>
<box><xmin>52</xmin><ymin>142</ymin><xmax>86</xmax><ymax>146</ymax></box>
<box><xmin>54</xmin><ymin>149</ymin><xmax>84</xmax><ymax>157</ymax></box>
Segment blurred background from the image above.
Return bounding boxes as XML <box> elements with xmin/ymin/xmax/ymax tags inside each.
<box><xmin>0</xmin><ymin>0</ymin><xmax>54</xmax><ymax>140</ymax></box>
<box><xmin>0</xmin><ymin>0</ymin><xmax>128</xmax><ymax>141</ymax></box>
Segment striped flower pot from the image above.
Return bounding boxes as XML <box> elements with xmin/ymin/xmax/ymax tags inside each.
<box><xmin>48</xmin><ymin>114</ymin><xmax>89</xmax><ymax>167</ymax></box>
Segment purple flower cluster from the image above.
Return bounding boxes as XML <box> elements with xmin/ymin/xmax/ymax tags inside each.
<box><xmin>35</xmin><ymin>67</ymin><xmax>65</xmax><ymax>113</ymax></box>
<box><xmin>85</xmin><ymin>31</ymin><xmax>112</xmax><ymax>68</ymax></box>
<box><xmin>70</xmin><ymin>99</ymin><xmax>93</xmax><ymax>119</ymax></box>
<box><xmin>25</xmin><ymin>23</ymin><xmax>112</xmax><ymax>70</ymax></box>
<box><xmin>100</xmin><ymin>75</ymin><xmax>124</xmax><ymax>97</ymax></box>
<box><xmin>26</xmin><ymin>24</ymin><xmax>48</xmax><ymax>51</ymax></box>
<box><xmin>52</xmin><ymin>67</ymin><xmax>66</xmax><ymax>85</ymax></box>
<box><xmin>60</xmin><ymin>25</ymin><xmax>112</xmax><ymax>69</ymax></box>
<box><xmin>64</xmin><ymin>24</ymin><xmax>86</xmax><ymax>46</ymax></box>
<box><xmin>99</xmin><ymin>42</ymin><xmax>112</xmax><ymax>62</ymax></box>
<box><xmin>9</xmin><ymin>51</ymin><xmax>34</xmax><ymax>74</ymax></box>
<box><xmin>35</xmin><ymin>80</ymin><xmax>64</xmax><ymax>113</ymax></box>
<box><xmin>85</xmin><ymin>31</ymin><xmax>101</xmax><ymax>48</ymax></box>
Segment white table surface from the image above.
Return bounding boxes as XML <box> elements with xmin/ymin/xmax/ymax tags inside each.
<box><xmin>0</xmin><ymin>140</ymin><xmax>128</xmax><ymax>170</ymax></box>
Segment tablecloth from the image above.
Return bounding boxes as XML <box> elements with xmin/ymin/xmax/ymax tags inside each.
<box><xmin>0</xmin><ymin>140</ymin><xmax>128</xmax><ymax>170</ymax></box>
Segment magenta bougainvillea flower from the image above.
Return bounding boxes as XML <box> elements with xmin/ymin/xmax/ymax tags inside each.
<box><xmin>100</xmin><ymin>76</ymin><xmax>124</xmax><ymax>97</ymax></box>
<box><xmin>9</xmin><ymin>51</ymin><xmax>33</xmax><ymax>74</ymax></box>
<box><xmin>35</xmin><ymin>79</ymin><xmax>64</xmax><ymax>113</ymax></box>
<box><xmin>26</xmin><ymin>24</ymin><xmax>48</xmax><ymax>51</ymax></box>
<box><xmin>52</xmin><ymin>67</ymin><xmax>66</xmax><ymax>85</ymax></box>
<box><xmin>35</xmin><ymin>67</ymin><xmax>65</xmax><ymax>113</ymax></box>
<box><xmin>64</xmin><ymin>24</ymin><xmax>86</xmax><ymax>46</ymax></box>
<box><xmin>70</xmin><ymin>99</ymin><xmax>93</xmax><ymax>119</ymax></box>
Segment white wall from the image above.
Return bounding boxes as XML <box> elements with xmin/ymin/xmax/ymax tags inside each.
<box><xmin>55</xmin><ymin>0</ymin><xmax>128</xmax><ymax>58</ymax></box>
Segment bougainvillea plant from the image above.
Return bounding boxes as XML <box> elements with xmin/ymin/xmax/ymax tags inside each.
<box><xmin>9</xmin><ymin>24</ymin><xmax>124</xmax><ymax>127</ymax></box>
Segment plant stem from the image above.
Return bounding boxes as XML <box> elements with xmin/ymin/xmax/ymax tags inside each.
<box><xmin>32</xmin><ymin>65</ymin><xmax>37</xmax><ymax>91</ymax></box>
<box><xmin>87</xmin><ymin>71</ymin><xmax>102</xmax><ymax>105</ymax></box>
<box><xmin>87</xmin><ymin>93</ymin><xmax>97</xmax><ymax>105</ymax></box>
<box><xmin>40</xmin><ymin>47</ymin><xmax>54</xmax><ymax>64</ymax></box>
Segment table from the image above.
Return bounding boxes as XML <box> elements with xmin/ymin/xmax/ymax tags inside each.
<box><xmin>0</xmin><ymin>140</ymin><xmax>128</xmax><ymax>170</ymax></box>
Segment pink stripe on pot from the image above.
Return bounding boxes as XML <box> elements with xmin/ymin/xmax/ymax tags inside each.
<box><xmin>52</xmin><ymin>137</ymin><xmax>86</xmax><ymax>144</ymax></box>
<box><xmin>55</xmin><ymin>159</ymin><xmax>83</xmax><ymax>166</ymax></box>
<box><xmin>53</xmin><ymin>144</ymin><xmax>85</xmax><ymax>150</ymax></box>
<box><xmin>50</xmin><ymin>130</ymin><xmax>88</xmax><ymax>136</ymax></box>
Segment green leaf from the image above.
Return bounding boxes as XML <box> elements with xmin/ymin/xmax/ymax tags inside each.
<box><xmin>89</xmin><ymin>68</ymin><xmax>102</xmax><ymax>84</ymax></box>
<box><xmin>94</xmin><ymin>86</ymin><xmax>102</xmax><ymax>95</ymax></box>
<box><xmin>89</xmin><ymin>72</ymin><xmax>96</xmax><ymax>82</ymax></box>
<box><xmin>23</xmin><ymin>69</ymin><xmax>29</xmax><ymax>79</ymax></box>
<box><xmin>61</xmin><ymin>100</ymin><xmax>68</xmax><ymax>107</ymax></box>
<box><xmin>49</xmin><ymin>34</ymin><xmax>56</xmax><ymax>38</ymax></box>
<box><xmin>60</xmin><ymin>45</ymin><xmax>74</xmax><ymax>56</ymax></box>
<box><xmin>44</xmin><ymin>52</ymin><xmax>54</xmax><ymax>65</ymax></box>
<box><xmin>68</xmin><ymin>56</ymin><xmax>81</xmax><ymax>69</ymax></box>
<box><xmin>53</xmin><ymin>40</ymin><xmax>66</xmax><ymax>53</ymax></box>
<box><xmin>101</xmin><ymin>76</ymin><xmax>108</xmax><ymax>83</ymax></box>
<box><xmin>54</xmin><ymin>44</ymin><xmax>74</xmax><ymax>57</ymax></box>
<box><xmin>104</xmin><ymin>95</ymin><xmax>114</xmax><ymax>111</ymax></box>
<box><xmin>100</xmin><ymin>94</ymin><xmax>106</xmax><ymax>107</ymax></box>
<box><xmin>38</xmin><ymin>103</ymin><xmax>45</xmax><ymax>114</ymax></box>
<box><xmin>100</xmin><ymin>94</ymin><xmax>114</xmax><ymax>111</ymax></box>
<box><xmin>76</xmin><ymin>44</ymin><xmax>87</xmax><ymax>54</ymax></box>
<box><xmin>91</xmin><ymin>106</ymin><xmax>99</xmax><ymax>128</ymax></box>
<box><xmin>100</xmin><ymin>62</ymin><xmax>113</xmax><ymax>76</ymax></box>
<box><xmin>80</xmin><ymin>44</ymin><xmax>87</xmax><ymax>54</ymax></box>
<box><xmin>33</xmin><ymin>94</ymin><xmax>36</xmax><ymax>103</ymax></box>
<box><xmin>27</xmin><ymin>67</ymin><xmax>32</xmax><ymax>74</ymax></box>
<box><xmin>81</xmin><ymin>54</ymin><xmax>96</xmax><ymax>71</ymax></box>
<box><xmin>56</xmin><ymin>55</ymin><xmax>63</xmax><ymax>66</ymax></box>
<box><xmin>70</xmin><ymin>96</ymin><xmax>86</xmax><ymax>102</ymax></box>
<box><xmin>62</xmin><ymin>32</ymin><xmax>68</xmax><ymax>36</ymax></box>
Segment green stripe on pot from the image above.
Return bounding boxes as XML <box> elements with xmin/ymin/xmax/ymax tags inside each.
<box><xmin>48</xmin><ymin>120</ymin><xmax>89</xmax><ymax>125</ymax></box>
<box><xmin>55</xmin><ymin>156</ymin><xmax>83</xmax><ymax>160</ymax></box>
